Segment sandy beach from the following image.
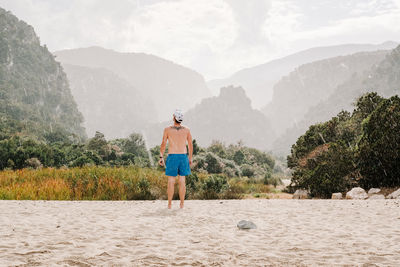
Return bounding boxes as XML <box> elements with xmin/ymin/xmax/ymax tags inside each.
<box><xmin>1</xmin><ymin>199</ymin><xmax>400</xmax><ymax>266</ymax></box>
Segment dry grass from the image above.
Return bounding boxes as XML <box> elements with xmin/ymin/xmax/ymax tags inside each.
<box><xmin>0</xmin><ymin>167</ymin><xmax>279</xmax><ymax>200</ymax></box>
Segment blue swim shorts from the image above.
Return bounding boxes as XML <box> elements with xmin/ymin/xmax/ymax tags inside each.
<box><xmin>165</xmin><ymin>154</ymin><xmax>191</xmax><ymax>177</ymax></box>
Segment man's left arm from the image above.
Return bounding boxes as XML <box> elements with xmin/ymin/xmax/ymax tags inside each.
<box><xmin>187</xmin><ymin>129</ymin><xmax>193</xmax><ymax>165</ymax></box>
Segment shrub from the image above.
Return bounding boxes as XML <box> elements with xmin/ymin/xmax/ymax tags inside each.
<box><xmin>241</xmin><ymin>164</ymin><xmax>255</xmax><ymax>178</ymax></box>
<box><xmin>25</xmin><ymin>158</ymin><xmax>42</xmax><ymax>169</ymax></box>
<box><xmin>200</xmin><ymin>174</ymin><xmax>228</xmax><ymax>199</ymax></box>
<box><xmin>205</xmin><ymin>153</ymin><xmax>222</xmax><ymax>174</ymax></box>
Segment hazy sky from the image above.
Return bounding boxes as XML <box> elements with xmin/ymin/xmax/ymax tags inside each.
<box><xmin>1</xmin><ymin>0</ymin><xmax>400</xmax><ymax>79</ymax></box>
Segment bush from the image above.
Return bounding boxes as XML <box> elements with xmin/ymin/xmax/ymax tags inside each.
<box><xmin>241</xmin><ymin>164</ymin><xmax>255</xmax><ymax>178</ymax></box>
<box><xmin>25</xmin><ymin>158</ymin><xmax>42</xmax><ymax>169</ymax></box>
<box><xmin>200</xmin><ymin>174</ymin><xmax>228</xmax><ymax>199</ymax></box>
<box><xmin>135</xmin><ymin>177</ymin><xmax>154</xmax><ymax>200</ymax></box>
<box><xmin>205</xmin><ymin>153</ymin><xmax>222</xmax><ymax>174</ymax></box>
<box><xmin>264</xmin><ymin>175</ymin><xmax>283</xmax><ymax>188</ymax></box>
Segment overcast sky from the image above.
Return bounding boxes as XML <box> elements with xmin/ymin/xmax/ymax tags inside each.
<box><xmin>1</xmin><ymin>0</ymin><xmax>400</xmax><ymax>79</ymax></box>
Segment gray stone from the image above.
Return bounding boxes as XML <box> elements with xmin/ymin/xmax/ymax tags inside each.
<box><xmin>237</xmin><ymin>220</ymin><xmax>257</xmax><ymax>230</ymax></box>
<box><xmin>346</xmin><ymin>187</ymin><xmax>368</xmax><ymax>200</ymax></box>
<box><xmin>368</xmin><ymin>188</ymin><xmax>381</xmax><ymax>195</ymax></box>
<box><xmin>368</xmin><ymin>194</ymin><xmax>385</xmax><ymax>200</ymax></box>
<box><xmin>293</xmin><ymin>189</ymin><xmax>308</xmax><ymax>199</ymax></box>
<box><xmin>331</xmin><ymin>193</ymin><xmax>343</xmax><ymax>199</ymax></box>
<box><xmin>387</xmin><ymin>188</ymin><xmax>400</xmax><ymax>199</ymax></box>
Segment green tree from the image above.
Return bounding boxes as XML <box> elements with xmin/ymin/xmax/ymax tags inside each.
<box><xmin>357</xmin><ymin>95</ymin><xmax>400</xmax><ymax>187</ymax></box>
<box><xmin>87</xmin><ymin>131</ymin><xmax>108</xmax><ymax>159</ymax></box>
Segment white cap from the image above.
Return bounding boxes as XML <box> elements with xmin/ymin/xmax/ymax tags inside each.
<box><xmin>173</xmin><ymin>109</ymin><xmax>183</xmax><ymax>122</ymax></box>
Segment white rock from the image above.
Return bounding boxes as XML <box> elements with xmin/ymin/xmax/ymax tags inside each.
<box><xmin>368</xmin><ymin>194</ymin><xmax>385</xmax><ymax>200</ymax></box>
<box><xmin>237</xmin><ymin>220</ymin><xmax>257</xmax><ymax>230</ymax></box>
<box><xmin>331</xmin><ymin>193</ymin><xmax>342</xmax><ymax>199</ymax></box>
<box><xmin>386</xmin><ymin>188</ymin><xmax>400</xmax><ymax>199</ymax></box>
<box><xmin>346</xmin><ymin>187</ymin><xmax>368</xmax><ymax>200</ymax></box>
<box><xmin>293</xmin><ymin>189</ymin><xmax>308</xmax><ymax>199</ymax></box>
<box><xmin>368</xmin><ymin>188</ymin><xmax>381</xmax><ymax>194</ymax></box>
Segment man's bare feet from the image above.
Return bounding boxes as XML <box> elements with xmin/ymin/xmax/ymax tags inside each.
<box><xmin>168</xmin><ymin>203</ymin><xmax>172</xmax><ymax>209</ymax></box>
<box><xmin>180</xmin><ymin>202</ymin><xmax>184</xmax><ymax>209</ymax></box>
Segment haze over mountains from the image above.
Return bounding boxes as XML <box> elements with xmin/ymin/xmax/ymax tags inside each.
<box><xmin>263</xmin><ymin>50</ymin><xmax>390</xmax><ymax>137</ymax></box>
<box><xmin>272</xmin><ymin>45</ymin><xmax>400</xmax><ymax>155</ymax></box>
<box><xmin>144</xmin><ymin>86</ymin><xmax>275</xmax><ymax>149</ymax></box>
<box><xmin>62</xmin><ymin>64</ymin><xmax>155</xmax><ymax>138</ymax></box>
<box><xmin>55</xmin><ymin>47</ymin><xmax>211</xmax><ymax>122</ymax></box>
<box><xmin>207</xmin><ymin>42</ymin><xmax>398</xmax><ymax>109</ymax></box>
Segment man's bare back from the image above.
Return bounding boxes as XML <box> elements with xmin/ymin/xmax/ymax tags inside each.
<box><xmin>160</xmin><ymin>125</ymin><xmax>192</xmax><ymax>155</ymax></box>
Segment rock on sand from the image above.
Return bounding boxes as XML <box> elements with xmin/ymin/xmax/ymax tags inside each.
<box><xmin>387</xmin><ymin>188</ymin><xmax>400</xmax><ymax>199</ymax></box>
<box><xmin>237</xmin><ymin>220</ymin><xmax>257</xmax><ymax>230</ymax></box>
<box><xmin>293</xmin><ymin>189</ymin><xmax>308</xmax><ymax>199</ymax></box>
<box><xmin>346</xmin><ymin>187</ymin><xmax>368</xmax><ymax>200</ymax></box>
<box><xmin>368</xmin><ymin>188</ymin><xmax>381</xmax><ymax>195</ymax></box>
<box><xmin>332</xmin><ymin>193</ymin><xmax>342</xmax><ymax>199</ymax></box>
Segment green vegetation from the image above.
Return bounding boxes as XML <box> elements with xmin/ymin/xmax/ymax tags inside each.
<box><xmin>288</xmin><ymin>92</ymin><xmax>400</xmax><ymax>198</ymax></box>
<box><xmin>0</xmin><ymin>124</ymin><xmax>285</xmax><ymax>199</ymax></box>
<box><xmin>0</xmin><ymin>8</ymin><xmax>86</xmax><ymax>142</ymax></box>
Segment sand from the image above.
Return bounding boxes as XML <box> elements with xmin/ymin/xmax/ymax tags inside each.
<box><xmin>1</xmin><ymin>199</ymin><xmax>400</xmax><ymax>266</ymax></box>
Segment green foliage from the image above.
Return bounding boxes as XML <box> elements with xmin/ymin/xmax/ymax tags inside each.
<box><xmin>233</xmin><ymin>150</ymin><xmax>245</xmax><ymax>165</ymax></box>
<box><xmin>241</xmin><ymin>164</ymin><xmax>255</xmax><ymax>178</ymax></box>
<box><xmin>357</xmin><ymin>95</ymin><xmax>400</xmax><ymax>188</ymax></box>
<box><xmin>288</xmin><ymin>92</ymin><xmax>400</xmax><ymax>198</ymax></box>
<box><xmin>0</xmin><ymin>8</ymin><xmax>86</xmax><ymax>141</ymax></box>
<box><xmin>205</xmin><ymin>152</ymin><xmax>222</xmax><ymax>174</ymax></box>
<box><xmin>121</xmin><ymin>133</ymin><xmax>147</xmax><ymax>158</ymax></box>
<box><xmin>200</xmin><ymin>174</ymin><xmax>228</xmax><ymax>199</ymax></box>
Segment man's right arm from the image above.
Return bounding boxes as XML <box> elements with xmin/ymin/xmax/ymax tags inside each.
<box><xmin>160</xmin><ymin>128</ymin><xmax>168</xmax><ymax>158</ymax></box>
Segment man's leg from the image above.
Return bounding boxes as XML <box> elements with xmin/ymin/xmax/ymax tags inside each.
<box><xmin>167</xmin><ymin>176</ymin><xmax>175</xmax><ymax>209</ymax></box>
<box><xmin>178</xmin><ymin>176</ymin><xmax>186</xmax><ymax>208</ymax></box>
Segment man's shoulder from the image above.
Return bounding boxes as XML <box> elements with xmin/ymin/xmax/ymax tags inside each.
<box><xmin>181</xmin><ymin>125</ymin><xmax>190</xmax><ymax>131</ymax></box>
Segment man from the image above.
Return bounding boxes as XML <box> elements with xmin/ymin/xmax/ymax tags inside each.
<box><xmin>159</xmin><ymin>109</ymin><xmax>193</xmax><ymax>209</ymax></box>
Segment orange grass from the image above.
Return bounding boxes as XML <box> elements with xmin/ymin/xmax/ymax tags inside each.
<box><xmin>0</xmin><ymin>167</ymin><xmax>168</xmax><ymax>200</ymax></box>
<box><xmin>0</xmin><ymin>167</ymin><xmax>272</xmax><ymax>200</ymax></box>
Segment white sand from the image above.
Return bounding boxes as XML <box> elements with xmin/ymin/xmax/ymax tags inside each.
<box><xmin>1</xmin><ymin>199</ymin><xmax>400</xmax><ymax>266</ymax></box>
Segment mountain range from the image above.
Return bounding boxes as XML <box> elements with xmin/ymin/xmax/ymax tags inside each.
<box><xmin>207</xmin><ymin>41</ymin><xmax>398</xmax><ymax>109</ymax></box>
<box><xmin>62</xmin><ymin>64</ymin><xmax>156</xmax><ymax>138</ymax></box>
<box><xmin>272</xmin><ymin>45</ymin><xmax>400</xmax><ymax>155</ymax></box>
<box><xmin>54</xmin><ymin>47</ymin><xmax>211</xmax><ymax>122</ymax></box>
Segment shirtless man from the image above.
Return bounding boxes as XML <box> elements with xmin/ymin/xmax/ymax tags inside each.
<box><xmin>159</xmin><ymin>109</ymin><xmax>193</xmax><ymax>209</ymax></box>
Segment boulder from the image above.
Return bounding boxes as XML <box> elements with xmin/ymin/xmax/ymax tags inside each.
<box><xmin>368</xmin><ymin>188</ymin><xmax>381</xmax><ymax>195</ymax></box>
<box><xmin>293</xmin><ymin>189</ymin><xmax>308</xmax><ymax>199</ymax></box>
<box><xmin>346</xmin><ymin>187</ymin><xmax>368</xmax><ymax>199</ymax></box>
<box><xmin>237</xmin><ymin>220</ymin><xmax>257</xmax><ymax>230</ymax></box>
<box><xmin>368</xmin><ymin>194</ymin><xmax>385</xmax><ymax>200</ymax></box>
<box><xmin>331</xmin><ymin>193</ymin><xmax>343</xmax><ymax>199</ymax></box>
<box><xmin>386</xmin><ymin>188</ymin><xmax>400</xmax><ymax>199</ymax></box>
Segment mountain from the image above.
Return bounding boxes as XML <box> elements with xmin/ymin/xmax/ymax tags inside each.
<box><xmin>207</xmin><ymin>42</ymin><xmax>398</xmax><ymax>109</ymax></box>
<box><xmin>62</xmin><ymin>64</ymin><xmax>156</xmax><ymax>138</ymax></box>
<box><xmin>263</xmin><ymin>50</ymin><xmax>390</xmax><ymax>136</ymax></box>
<box><xmin>144</xmin><ymin>86</ymin><xmax>275</xmax><ymax>149</ymax></box>
<box><xmin>54</xmin><ymin>47</ymin><xmax>211</xmax><ymax>121</ymax></box>
<box><xmin>272</xmin><ymin>45</ymin><xmax>400</xmax><ymax>155</ymax></box>
<box><xmin>0</xmin><ymin>8</ymin><xmax>85</xmax><ymax>140</ymax></box>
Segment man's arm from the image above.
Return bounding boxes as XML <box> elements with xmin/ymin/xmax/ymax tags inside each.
<box><xmin>159</xmin><ymin>128</ymin><xmax>168</xmax><ymax>165</ymax></box>
<box><xmin>187</xmin><ymin>129</ymin><xmax>193</xmax><ymax>165</ymax></box>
